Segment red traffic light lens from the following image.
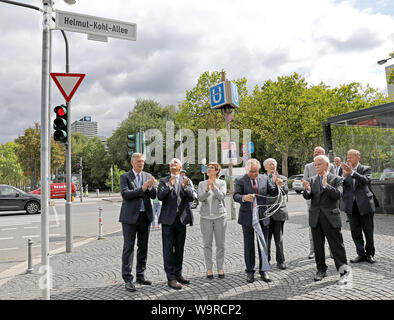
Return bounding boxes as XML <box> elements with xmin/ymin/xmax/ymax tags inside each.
<box><xmin>54</xmin><ymin>105</ymin><xmax>67</xmax><ymax>116</ymax></box>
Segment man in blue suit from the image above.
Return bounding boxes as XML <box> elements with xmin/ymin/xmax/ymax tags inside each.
<box><xmin>158</xmin><ymin>158</ymin><xmax>195</xmax><ymax>290</ymax></box>
<box><xmin>119</xmin><ymin>153</ymin><xmax>156</xmax><ymax>292</ymax></box>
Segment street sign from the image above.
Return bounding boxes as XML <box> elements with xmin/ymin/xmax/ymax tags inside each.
<box><xmin>221</xmin><ymin>141</ymin><xmax>237</xmax><ymax>165</ymax></box>
<box><xmin>209</xmin><ymin>80</ymin><xmax>239</xmax><ymax>109</ymax></box>
<box><xmin>248</xmin><ymin>141</ymin><xmax>254</xmax><ymax>153</ymax></box>
<box><xmin>201</xmin><ymin>164</ymin><xmax>207</xmax><ymax>174</ymax></box>
<box><xmin>50</xmin><ymin>73</ymin><xmax>85</xmax><ymax>103</ymax></box>
<box><xmin>55</xmin><ymin>10</ymin><xmax>137</xmax><ymax>42</ymax></box>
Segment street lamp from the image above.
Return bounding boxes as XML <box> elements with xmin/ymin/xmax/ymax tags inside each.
<box><xmin>377</xmin><ymin>56</ymin><xmax>394</xmax><ymax>65</ymax></box>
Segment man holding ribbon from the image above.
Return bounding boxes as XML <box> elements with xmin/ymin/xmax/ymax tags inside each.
<box><xmin>234</xmin><ymin>158</ymin><xmax>284</xmax><ymax>284</ymax></box>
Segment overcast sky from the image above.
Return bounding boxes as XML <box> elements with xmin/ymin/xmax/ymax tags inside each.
<box><xmin>0</xmin><ymin>0</ymin><xmax>393</xmax><ymax>144</ymax></box>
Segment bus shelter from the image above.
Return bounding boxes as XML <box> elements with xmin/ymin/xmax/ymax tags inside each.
<box><xmin>323</xmin><ymin>101</ymin><xmax>394</xmax><ymax>214</ymax></box>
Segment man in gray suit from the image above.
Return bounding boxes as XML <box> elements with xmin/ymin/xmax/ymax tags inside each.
<box><xmin>119</xmin><ymin>153</ymin><xmax>157</xmax><ymax>292</ymax></box>
<box><xmin>302</xmin><ymin>155</ymin><xmax>350</xmax><ymax>285</ymax></box>
<box><xmin>263</xmin><ymin>158</ymin><xmax>289</xmax><ymax>270</ymax></box>
<box><xmin>303</xmin><ymin>146</ymin><xmax>335</xmax><ymax>259</ymax></box>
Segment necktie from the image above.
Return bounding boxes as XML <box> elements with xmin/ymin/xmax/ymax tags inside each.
<box><xmin>269</xmin><ymin>174</ymin><xmax>273</xmax><ymax>183</ymax></box>
<box><xmin>252</xmin><ymin>179</ymin><xmax>258</xmax><ymax>194</ymax></box>
<box><xmin>137</xmin><ymin>174</ymin><xmax>145</xmax><ymax>211</ymax></box>
<box><xmin>137</xmin><ymin>174</ymin><xmax>141</xmax><ymax>187</ymax></box>
<box><xmin>319</xmin><ymin>175</ymin><xmax>323</xmax><ymax>189</ymax></box>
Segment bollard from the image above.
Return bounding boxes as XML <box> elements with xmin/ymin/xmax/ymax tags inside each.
<box><xmin>98</xmin><ymin>207</ymin><xmax>104</xmax><ymax>240</ymax></box>
<box><xmin>26</xmin><ymin>238</ymin><xmax>34</xmax><ymax>274</ymax></box>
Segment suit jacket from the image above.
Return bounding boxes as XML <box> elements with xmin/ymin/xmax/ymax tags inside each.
<box><xmin>119</xmin><ymin>170</ymin><xmax>157</xmax><ymax>225</ymax></box>
<box><xmin>157</xmin><ymin>175</ymin><xmax>195</xmax><ymax>225</ymax></box>
<box><xmin>342</xmin><ymin>163</ymin><xmax>375</xmax><ymax>215</ymax></box>
<box><xmin>265</xmin><ymin>174</ymin><xmax>288</xmax><ymax>221</ymax></box>
<box><xmin>334</xmin><ymin>166</ymin><xmax>343</xmax><ymax>177</ymax></box>
<box><xmin>233</xmin><ymin>174</ymin><xmax>279</xmax><ymax>227</ymax></box>
<box><xmin>198</xmin><ymin>179</ymin><xmax>227</xmax><ymax>219</ymax></box>
<box><xmin>303</xmin><ymin>162</ymin><xmax>335</xmax><ymax>180</ymax></box>
<box><xmin>302</xmin><ymin>173</ymin><xmax>343</xmax><ymax>229</ymax></box>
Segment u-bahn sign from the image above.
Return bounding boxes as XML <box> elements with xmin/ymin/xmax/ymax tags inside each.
<box><xmin>55</xmin><ymin>10</ymin><xmax>137</xmax><ymax>42</ymax></box>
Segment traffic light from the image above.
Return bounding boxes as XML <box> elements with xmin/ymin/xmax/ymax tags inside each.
<box><xmin>53</xmin><ymin>104</ymin><xmax>68</xmax><ymax>143</ymax></box>
<box><xmin>127</xmin><ymin>133</ymin><xmax>140</xmax><ymax>156</ymax></box>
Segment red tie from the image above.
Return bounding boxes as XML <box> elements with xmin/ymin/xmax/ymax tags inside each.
<box><xmin>252</xmin><ymin>179</ymin><xmax>258</xmax><ymax>194</ymax></box>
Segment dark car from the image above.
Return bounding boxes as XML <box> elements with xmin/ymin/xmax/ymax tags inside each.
<box><xmin>0</xmin><ymin>184</ymin><xmax>41</xmax><ymax>214</ymax></box>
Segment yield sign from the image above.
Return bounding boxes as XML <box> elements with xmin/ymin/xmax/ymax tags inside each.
<box><xmin>50</xmin><ymin>73</ymin><xmax>85</xmax><ymax>102</ymax></box>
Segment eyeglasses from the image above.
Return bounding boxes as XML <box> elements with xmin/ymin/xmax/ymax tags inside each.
<box><xmin>207</xmin><ymin>166</ymin><xmax>217</xmax><ymax>170</ymax></box>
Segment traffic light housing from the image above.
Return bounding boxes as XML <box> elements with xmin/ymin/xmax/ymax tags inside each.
<box><xmin>127</xmin><ymin>133</ymin><xmax>140</xmax><ymax>156</ymax></box>
<box><xmin>53</xmin><ymin>104</ymin><xmax>68</xmax><ymax>143</ymax></box>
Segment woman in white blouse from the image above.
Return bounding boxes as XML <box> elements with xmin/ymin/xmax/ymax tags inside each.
<box><xmin>197</xmin><ymin>162</ymin><xmax>227</xmax><ymax>279</ymax></box>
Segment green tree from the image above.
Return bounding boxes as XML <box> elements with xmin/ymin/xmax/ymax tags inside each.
<box><xmin>105</xmin><ymin>165</ymin><xmax>125</xmax><ymax>193</ymax></box>
<box><xmin>0</xmin><ymin>142</ymin><xmax>24</xmax><ymax>187</ymax></box>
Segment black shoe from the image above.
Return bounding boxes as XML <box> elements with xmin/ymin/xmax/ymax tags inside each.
<box><xmin>218</xmin><ymin>272</ymin><xmax>225</xmax><ymax>279</ymax></box>
<box><xmin>207</xmin><ymin>274</ymin><xmax>214</xmax><ymax>279</ymax></box>
<box><xmin>277</xmin><ymin>263</ymin><xmax>287</xmax><ymax>270</ymax></box>
<box><xmin>125</xmin><ymin>282</ymin><xmax>136</xmax><ymax>292</ymax></box>
<box><xmin>260</xmin><ymin>271</ymin><xmax>272</xmax><ymax>282</ymax></box>
<box><xmin>168</xmin><ymin>280</ymin><xmax>182</xmax><ymax>290</ymax></box>
<box><xmin>350</xmin><ymin>255</ymin><xmax>366</xmax><ymax>263</ymax></box>
<box><xmin>366</xmin><ymin>255</ymin><xmax>376</xmax><ymax>264</ymax></box>
<box><xmin>246</xmin><ymin>273</ymin><xmax>254</xmax><ymax>283</ymax></box>
<box><xmin>176</xmin><ymin>276</ymin><xmax>190</xmax><ymax>284</ymax></box>
<box><xmin>136</xmin><ymin>277</ymin><xmax>152</xmax><ymax>285</ymax></box>
<box><xmin>314</xmin><ymin>270</ymin><xmax>327</xmax><ymax>281</ymax></box>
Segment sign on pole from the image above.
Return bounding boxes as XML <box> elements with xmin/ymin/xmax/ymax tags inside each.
<box><xmin>221</xmin><ymin>141</ymin><xmax>237</xmax><ymax>165</ymax></box>
<box><xmin>55</xmin><ymin>10</ymin><xmax>137</xmax><ymax>42</ymax></box>
<box><xmin>209</xmin><ymin>80</ymin><xmax>239</xmax><ymax>109</ymax></box>
<box><xmin>50</xmin><ymin>73</ymin><xmax>85</xmax><ymax>102</ymax></box>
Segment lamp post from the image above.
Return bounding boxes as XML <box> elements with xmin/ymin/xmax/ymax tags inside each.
<box><xmin>377</xmin><ymin>56</ymin><xmax>394</xmax><ymax>65</ymax></box>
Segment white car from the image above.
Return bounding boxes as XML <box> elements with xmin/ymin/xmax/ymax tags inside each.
<box><xmin>290</xmin><ymin>174</ymin><xmax>305</xmax><ymax>194</ymax></box>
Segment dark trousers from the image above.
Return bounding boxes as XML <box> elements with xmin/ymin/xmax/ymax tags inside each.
<box><xmin>121</xmin><ymin>212</ymin><xmax>151</xmax><ymax>283</ymax></box>
<box><xmin>268</xmin><ymin>218</ymin><xmax>285</xmax><ymax>264</ymax></box>
<box><xmin>161</xmin><ymin>215</ymin><xmax>187</xmax><ymax>281</ymax></box>
<box><xmin>242</xmin><ymin>222</ymin><xmax>269</xmax><ymax>274</ymax></box>
<box><xmin>348</xmin><ymin>201</ymin><xmax>375</xmax><ymax>257</ymax></box>
<box><xmin>311</xmin><ymin>211</ymin><xmax>347</xmax><ymax>272</ymax></box>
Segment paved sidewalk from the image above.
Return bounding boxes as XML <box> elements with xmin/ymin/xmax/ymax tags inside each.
<box><xmin>0</xmin><ymin>202</ymin><xmax>393</xmax><ymax>300</ymax></box>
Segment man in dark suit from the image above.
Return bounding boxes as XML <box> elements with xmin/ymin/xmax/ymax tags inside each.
<box><xmin>302</xmin><ymin>155</ymin><xmax>350</xmax><ymax>285</ymax></box>
<box><xmin>341</xmin><ymin>149</ymin><xmax>376</xmax><ymax>264</ymax></box>
<box><xmin>263</xmin><ymin>158</ymin><xmax>289</xmax><ymax>270</ymax></box>
<box><xmin>119</xmin><ymin>153</ymin><xmax>157</xmax><ymax>292</ymax></box>
<box><xmin>334</xmin><ymin>157</ymin><xmax>343</xmax><ymax>176</ymax></box>
<box><xmin>233</xmin><ymin>158</ymin><xmax>283</xmax><ymax>284</ymax></box>
<box><xmin>158</xmin><ymin>158</ymin><xmax>195</xmax><ymax>290</ymax></box>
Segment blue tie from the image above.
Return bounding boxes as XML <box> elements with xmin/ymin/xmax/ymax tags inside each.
<box><xmin>319</xmin><ymin>175</ymin><xmax>323</xmax><ymax>190</ymax></box>
<box><xmin>137</xmin><ymin>174</ymin><xmax>145</xmax><ymax>211</ymax></box>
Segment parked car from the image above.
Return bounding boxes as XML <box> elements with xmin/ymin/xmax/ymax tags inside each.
<box><xmin>29</xmin><ymin>182</ymin><xmax>76</xmax><ymax>200</ymax></box>
<box><xmin>290</xmin><ymin>174</ymin><xmax>305</xmax><ymax>193</ymax></box>
<box><xmin>0</xmin><ymin>184</ymin><xmax>41</xmax><ymax>214</ymax></box>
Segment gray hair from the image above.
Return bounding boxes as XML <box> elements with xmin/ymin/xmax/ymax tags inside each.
<box><xmin>169</xmin><ymin>158</ymin><xmax>182</xmax><ymax>166</ymax></box>
<box><xmin>347</xmin><ymin>149</ymin><xmax>360</xmax><ymax>157</ymax></box>
<box><xmin>315</xmin><ymin>146</ymin><xmax>326</xmax><ymax>154</ymax></box>
<box><xmin>263</xmin><ymin>158</ymin><xmax>277</xmax><ymax>167</ymax></box>
<box><xmin>131</xmin><ymin>153</ymin><xmax>144</xmax><ymax>161</ymax></box>
<box><xmin>245</xmin><ymin>159</ymin><xmax>261</xmax><ymax>172</ymax></box>
<box><xmin>314</xmin><ymin>155</ymin><xmax>330</xmax><ymax>164</ymax></box>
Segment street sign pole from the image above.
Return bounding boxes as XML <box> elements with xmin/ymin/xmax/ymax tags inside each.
<box><xmin>40</xmin><ymin>0</ymin><xmax>52</xmax><ymax>301</ymax></box>
<box><xmin>220</xmin><ymin>71</ymin><xmax>236</xmax><ymax>220</ymax></box>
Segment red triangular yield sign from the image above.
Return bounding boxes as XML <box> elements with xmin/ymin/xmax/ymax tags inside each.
<box><xmin>50</xmin><ymin>73</ymin><xmax>85</xmax><ymax>102</ymax></box>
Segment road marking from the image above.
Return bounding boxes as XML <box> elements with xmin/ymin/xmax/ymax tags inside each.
<box><xmin>24</xmin><ymin>226</ymin><xmax>39</xmax><ymax>229</ymax></box>
<box><xmin>0</xmin><ymin>223</ymin><xmax>32</xmax><ymax>227</ymax></box>
<box><xmin>1</xmin><ymin>228</ymin><xmax>17</xmax><ymax>231</ymax></box>
<box><xmin>22</xmin><ymin>235</ymin><xmax>40</xmax><ymax>239</ymax></box>
<box><xmin>0</xmin><ymin>237</ymin><xmax>14</xmax><ymax>241</ymax></box>
<box><xmin>0</xmin><ymin>247</ymin><xmax>18</xmax><ymax>251</ymax></box>
<box><xmin>51</xmin><ymin>206</ymin><xmax>60</xmax><ymax>226</ymax></box>
<box><xmin>49</xmin><ymin>224</ymin><xmax>60</xmax><ymax>228</ymax></box>
<box><xmin>49</xmin><ymin>234</ymin><xmax>61</xmax><ymax>237</ymax></box>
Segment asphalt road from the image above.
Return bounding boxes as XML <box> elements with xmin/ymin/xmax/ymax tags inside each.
<box><xmin>0</xmin><ymin>197</ymin><xmax>123</xmax><ymax>274</ymax></box>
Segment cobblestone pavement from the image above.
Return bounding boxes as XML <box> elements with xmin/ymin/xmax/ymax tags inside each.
<box><xmin>0</xmin><ymin>195</ymin><xmax>393</xmax><ymax>300</ymax></box>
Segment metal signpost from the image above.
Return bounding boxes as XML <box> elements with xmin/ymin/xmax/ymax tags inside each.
<box><xmin>209</xmin><ymin>72</ymin><xmax>239</xmax><ymax>220</ymax></box>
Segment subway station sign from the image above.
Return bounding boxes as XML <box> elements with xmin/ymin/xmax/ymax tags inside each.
<box><xmin>55</xmin><ymin>10</ymin><xmax>137</xmax><ymax>41</ymax></box>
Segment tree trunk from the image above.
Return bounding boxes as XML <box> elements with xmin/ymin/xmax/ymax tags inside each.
<box><xmin>281</xmin><ymin>151</ymin><xmax>289</xmax><ymax>177</ymax></box>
